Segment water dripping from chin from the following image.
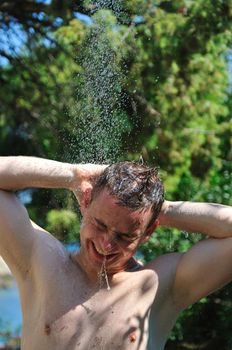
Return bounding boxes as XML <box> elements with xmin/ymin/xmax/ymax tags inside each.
<box><xmin>98</xmin><ymin>256</ymin><xmax>111</xmax><ymax>291</ymax></box>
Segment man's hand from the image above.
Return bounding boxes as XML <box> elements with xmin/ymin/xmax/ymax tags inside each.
<box><xmin>71</xmin><ymin>164</ymin><xmax>107</xmax><ymax>207</ymax></box>
<box><xmin>0</xmin><ymin>157</ymin><xmax>107</xmax><ymax>199</ymax></box>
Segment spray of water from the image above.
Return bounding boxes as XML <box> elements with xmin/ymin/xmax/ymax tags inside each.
<box><xmin>84</xmin><ymin>0</ymin><xmax>129</xmax><ymax>23</ymax></box>
<box><xmin>66</xmin><ymin>4</ymin><xmax>130</xmax><ymax>164</ymax></box>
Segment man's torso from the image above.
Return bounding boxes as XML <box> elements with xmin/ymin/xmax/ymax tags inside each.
<box><xmin>18</xmin><ymin>236</ymin><xmax>180</xmax><ymax>350</ymax></box>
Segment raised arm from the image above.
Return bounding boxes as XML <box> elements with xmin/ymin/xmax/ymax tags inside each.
<box><xmin>159</xmin><ymin>200</ymin><xmax>232</xmax><ymax>238</ymax></box>
<box><xmin>159</xmin><ymin>200</ymin><xmax>232</xmax><ymax>309</ymax></box>
<box><xmin>0</xmin><ymin>156</ymin><xmax>105</xmax><ymax>280</ymax></box>
<box><xmin>0</xmin><ymin>156</ymin><xmax>80</xmax><ymax>191</ymax></box>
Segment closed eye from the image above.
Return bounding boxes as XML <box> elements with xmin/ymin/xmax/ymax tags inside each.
<box><xmin>94</xmin><ymin>218</ymin><xmax>107</xmax><ymax>230</ymax></box>
<box><xmin>115</xmin><ymin>233</ymin><xmax>138</xmax><ymax>242</ymax></box>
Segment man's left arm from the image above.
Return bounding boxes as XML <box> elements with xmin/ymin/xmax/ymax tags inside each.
<box><xmin>159</xmin><ymin>201</ymin><xmax>232</xmax><ymax>309</ymax></box>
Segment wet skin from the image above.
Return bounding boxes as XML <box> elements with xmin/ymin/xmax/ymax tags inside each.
<box><xmin>19</xmin><ymin>190</ymin><xmax>181</xmax><ymax>350</ymax></box>
<box><xmin>77</xmin><ymin>189</ymin><xmax>154</xmax><ymax>279</ymax></box>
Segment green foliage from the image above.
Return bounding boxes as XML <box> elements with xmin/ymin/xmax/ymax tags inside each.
<box><xmin>45</xmin><ymin>209</ymin><xmax>81</xmax><ymax>243</ymax></box>
<box><xmin>140</xmin><ymin>227</ymin><xmax>202</xmax><ymax>263</ymax></box>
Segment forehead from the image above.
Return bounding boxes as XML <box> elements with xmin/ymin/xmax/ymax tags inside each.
<box><xmin>89</xmin><ymin>189</ymin><xmax>152</xmax><ymax>231</ymax></box>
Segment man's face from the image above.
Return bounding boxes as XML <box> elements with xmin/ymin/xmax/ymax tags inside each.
<box><xmin>78</xmin><ymin>188</ymin><xmax>153</xmax><ymax>275</ymax></box>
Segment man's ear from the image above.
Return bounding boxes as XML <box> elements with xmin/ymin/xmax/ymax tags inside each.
<box><xmin>141</xmin><ymin>219</ymin><xmax>160</xmax><ymax>243</ymax></box>
<box><xmin>80</xmin><ymin>187</ymin><xmax>92</xmax><ymax>215</ymax></box>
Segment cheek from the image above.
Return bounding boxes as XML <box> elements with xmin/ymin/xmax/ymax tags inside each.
<box><xmin>80</xmin><ymin>220</ymin><xmax>91</xmax><ymax>240</ymax></box>
<box><xmin>81</xmin><ymin>215</ymin><xmax>92</xmax><ymax>229</ymax></box>
<box><xmin>118</xmin><ymin>241</ymin><xmax>138</xmax><ymax>255</ymax></box>
<box><xmin>129</xmin><ymin>242</ymin><xmax>139</xmax><ymax>252</ymax></box>
<box><xmin>80</xmin><ymin>219</ymin><xmax>98</xmax><ymax>241</ymax></box>
<box><xmin>80</xmin><ymin>220</ymin><xmax>85</xmax><ymax>230</ymax></box>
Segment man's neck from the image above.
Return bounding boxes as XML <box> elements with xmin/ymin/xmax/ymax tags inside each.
<box><xmin>70</xmin><ymin>251</ymin><xmax>142</xmax><ymax>287</ymax></box>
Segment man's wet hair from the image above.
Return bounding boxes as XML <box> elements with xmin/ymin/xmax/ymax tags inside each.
<box><xmin>92</xmin><ymin>161</ymin><xmax>164</xmax><ymax>226</ymax></box>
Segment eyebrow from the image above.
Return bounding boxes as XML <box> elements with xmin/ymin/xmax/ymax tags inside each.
<box><xmin>94</xmin><ymin>217</ymin><xmax>139</xmax><ymax>238</ymax></box>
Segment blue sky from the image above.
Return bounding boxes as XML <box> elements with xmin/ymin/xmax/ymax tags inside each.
<box><xmin>0</xmin><ymin>9</ymin><xmax>94</xmax><ymax>66</ymax></box>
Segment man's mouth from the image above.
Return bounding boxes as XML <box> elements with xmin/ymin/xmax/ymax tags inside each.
<box><xmin>95</xmin><ymin>245</ymin><xmax>107</xmax><ymax>255</ymax></box>
<box><xmin>91</xmin><ymin>241</ymin><xmax>117</xmax><ymax>260</ymax></box>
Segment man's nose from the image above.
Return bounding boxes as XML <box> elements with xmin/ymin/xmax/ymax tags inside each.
<box><xmin>99</xmin><ymin>232</ymin><xmax>114</xmax><ymax>252</ymax></box>
<box><xmin>102</xmin><ymin>240</ymin><xmax>113</xmax><ymax>251</ymax></box>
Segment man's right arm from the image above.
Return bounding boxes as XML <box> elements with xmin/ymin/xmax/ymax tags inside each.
<box><xmin>0</xmin><ymin>156</ymin><xmax>105</xmax><ymax>280</ymax></box>
<box><xmin>0</xmin><ymin>190</ymin><xmax>36</xmax><ymax>279</ymax></box>
<box><xmin>0</xmin><ymin>156</ymin><xmax>76</xmax><ymax>191</ymax></box>
<box><xmin>0</xmin><ymin>156</ymin><xmax>78</xmax><ymax>281</ymax></box>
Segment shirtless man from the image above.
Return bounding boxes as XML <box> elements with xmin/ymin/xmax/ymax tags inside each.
<box><xmin>0</xmin><ymin>156</ymin><xmax>231</xmax><ymax>350</ymax></box>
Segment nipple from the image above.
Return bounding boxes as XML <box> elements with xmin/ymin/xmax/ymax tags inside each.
<box><xmin>44</xmin><ymin>324</ymin><xmax>51</xmax><ymax>336</ymax></box>
<box><xmin>129</xmin><ymin>332</ymin><xmax>137</xmax><ymax>343</ymax></box>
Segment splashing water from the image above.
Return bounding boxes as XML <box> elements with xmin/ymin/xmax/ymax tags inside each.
<box><xmin>98</xmin><ymin>256</ymin><xmax>111</xmax><ymax>291</ymax></box>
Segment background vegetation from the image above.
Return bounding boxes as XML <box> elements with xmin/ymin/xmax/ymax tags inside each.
<box><xmin>0</xmin><ymin>0</ymin><xmax>232</xmax><ymax>349</ymax></box>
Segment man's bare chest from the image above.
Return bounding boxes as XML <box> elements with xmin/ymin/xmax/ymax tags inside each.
<box><xmin>22</xmin><ymin>267</ymin><xmax>158</xmax><ymax>350</ymax></box>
